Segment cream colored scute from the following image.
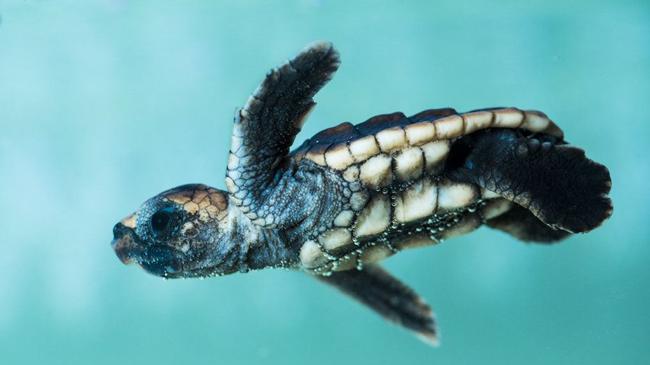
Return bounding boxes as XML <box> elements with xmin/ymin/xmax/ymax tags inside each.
<box><xmin>349</xmin><ymin>135</ymin><xmax>380</xmax><ymax>162</ymax></box>
<box><xmin>463</xmin><ymin>111</ymin><xmax>493</xmax><ymax>134</ymax></box>
<box><xmin>355</xmin><ymin>195</ymin><xmax>391</xmax><ymax>237</ymax></box>
<box><xmin>493</xmin><ymin>108</ymin><xmax>524</xmax><ymax>128</ymax></box>
<box><xmin>343</xmin><ymin>165</ymin><xmax>360</xmax><ymax>182</ymax></box>
<box><xmin>522</xmin><ymin>111</ymin><xmax>551</xmax><ymax>132</ymax></box>
<box><xmin>376</xmin><ymin>127</ymin><xmax>407</xmax><ymax>152</ymax></box>
<box><xmin>421</xmin><ymin>141</ymin><xmax>449</xmax><ymax>170</ymax></box>
<box><xmin>350</xmin><ymin>191</ymin><xmax>370</xmax><ymax>211</ymax></box>
<box><xmin>300</xmin><ymin>240</ymin><xmax>326</xmax><ymax>268</ymax></box>
<box><xmin>395</xmin><ymin>147</ymin><xmax>424</xmax><ymax>181</ymax></box>
<box><xmin>435</xmin><ymin>115</ymin><xmax>464</xmax><ymax>139</ymax></box>
<box><xmin>334</xmin><ymin>210</ymin><xmax>355</xmax><ymax>227</ymax></box>
<box><xmin>394</xmin><ymin>180</ymin><xmax>437</xmax><ymax>223</ymax></box>
<box><xmin>305</xmin><ymin>151</ymin><xmax>326</xmax><ymax>166</ymax></box>
<box><xmin>359</xmin><ymin>154</ymin><xmax>392</xmax><ymax>188</ymax></box>
<box><xmin>325</xmin><ymin>145</ymin><xmax>354</xmax><ymax>170</ymax></box>
<box><xmin>481</xmin><ymin>199</ymin><xmax>512</xmax><ymax>220</ymax></box>
<box><xmin>439</xmin><ymin>216</ymin><xmax>481</xmax><ymax>239</ymax></box>
<box><xmin>404</xmin><ymin>122</ymin><xmax>435</xmax><ymax>145</ymax></box>
<box><xmin>360</xmin><ymin>246</ymin><xmax>393</xmax><ymax>264</ymax></box>
<box><xmin>319</xmin><ymin>228</ymin><xmax>352</xmax><ymax>250</ymax></box>
<box><xmin>438</xmin><ymin>182</ymin><xmax>477</xmax><ymax>209</ymax></box>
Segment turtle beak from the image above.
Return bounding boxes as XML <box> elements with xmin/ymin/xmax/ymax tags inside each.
<box><xmin>112</xmin><ymin>222</ymin><xmax>138</xmax><ymax>265</ymax></box>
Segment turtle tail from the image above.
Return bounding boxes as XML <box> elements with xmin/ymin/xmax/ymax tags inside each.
<box><xmin>446</xmin><ymin>128</ymin><xmax>612</xmax><ymax>238</ymax></box>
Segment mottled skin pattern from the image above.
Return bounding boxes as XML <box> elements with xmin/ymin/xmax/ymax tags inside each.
<box><xmin>112</xmin><ymin>42</ymin><xmax>612</xmax><ymax>345</ymax></box>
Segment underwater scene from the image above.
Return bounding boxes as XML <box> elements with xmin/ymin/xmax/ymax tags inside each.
<box><xmin>0</xmin><ymin>1</ymin><xmax>648</xmax><ymax>364</ymax></box>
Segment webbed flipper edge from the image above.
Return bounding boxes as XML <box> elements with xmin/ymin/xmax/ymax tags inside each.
<box><xmin>315</xmin><ymin>265</ymin><xmax>438</xmax><ymax>346</ymax></box>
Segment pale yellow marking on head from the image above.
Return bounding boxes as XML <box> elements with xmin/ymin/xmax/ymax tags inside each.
<box><xmin>359</xmin><ymin>154</ymin><xmax>392</xmax><ymax>189</ymax></box>
<box><xmin>193</xmin><ymin>190</ymin><xmax>208</xmax><ymax>202</ymax></box>
<box><xmin>166</xmin><ymin>193</ymin><xmax>192</xmax><ymax>205</ymax></box>
<box><xmin>184</xmin><ymin>202</ymin><xmax>199</xmax><ymax>214</ymax></box>
<box><xmin>438</xmin><ymin>182</ymin><xmax>478</xmax><ymax>210</ymax></box>
<box><xmin>198</xmin><ymin>199</ymin><xmax>211</xmax><ymax>210</ymax></box>
<box><xmin>120</xmin><ymin>213</ymin><xmax>138</xmax><ymax>229</ymax></box>
<box><xmin>394</xmin><ymin>180</ymin><xmax>437</xmax><ymax>223</ymax></box>
<box><xmin>319</xmin><ymin>228</ymin><xmax>352</xmax><ymax>251</ymax></box>
<box><xmin>376</xmin><ymin>127</ymin><xmax>407</xmax><ymax>152</ymax></box>
<box><xmin>395</xmin><ymin>147</ymin><xmax>424</xmax><ymax>181</ymax></box>
<box><xmin>404</xmin><ymin>121</ymin><xmax>435</xmax><ymax>145</ymax></box>
<box><xmin>354</xmin><ymin>195</ymin><xmax>390</xmax><ymax>237</ymax></box>
<box><xmin>349</xmin><ymin>135</ymin><xmax>380</xmax><ymax>162</ymax></box>
<box><xmin>325</xmin><ymin>144</ymin><xmax>355</xmax><ymax>170</ymax></box>
<box><xmin>180</xmin><ymin>221</ymin><xmax>195</xmax><ymax>235</ymax></box>
<box><xmin>435</xmin><ymin>115</ymin><xmax>463</xmax><ymax>139</ymax></box>
<box><xmin>208</xmin><ymin>191</ymin><xmax>228</xmax><ymax>211</ymax></box>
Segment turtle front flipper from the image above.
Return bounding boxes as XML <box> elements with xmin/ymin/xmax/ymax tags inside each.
<box><xmin>446</xmin><ymin>128</ymin><xmax>612</xmax><ymax>235</ymax></box>
<box><xmin>226</xmin><ymin>42</ymin><xmax>340</xmax><ymax>222</ymax></box>
<box><xmin>316</xmin><ymin>264</ymin><xmax>437</xmax><ymax>346</ymax></box>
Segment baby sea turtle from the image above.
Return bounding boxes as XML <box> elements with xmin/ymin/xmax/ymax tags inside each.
<box><xmin>111</xmin><ymin>42</ymin><xmax>612</xmax><ymax>345</ymax></box>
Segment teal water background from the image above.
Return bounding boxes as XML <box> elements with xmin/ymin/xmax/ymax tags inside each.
<box><xmin>1</xmin><ymin>1</ymin><xmax>648</xmax><ymax>364</ymax></box>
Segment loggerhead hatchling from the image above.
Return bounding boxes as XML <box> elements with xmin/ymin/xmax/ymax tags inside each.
<box><xmin>111</xmin><ymin>42</ymin><xmax>612</xmax><ymax>345</ymax></box>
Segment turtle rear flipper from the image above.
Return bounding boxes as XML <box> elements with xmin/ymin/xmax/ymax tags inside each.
<box><xmin>316</xmin><ymin>265</ymin><xmax>437</xmax><ymax>346</ymax></box>
<box><xmin>447</xmin><ymin>129</ymin><xmax>612</xmax><ymax>234</ymax></box>
<box><xmin>486</xmin><ymin>204</ymin><xmax>571</xmax><ymax>243</ymax></box>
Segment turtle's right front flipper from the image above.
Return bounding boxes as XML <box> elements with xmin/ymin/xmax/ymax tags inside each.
<box><xmin>316</xmin><ymin>265</ymin><xmax>437</xmax><ymax>346</ymax></box>
<box><xmin>226</xmin><ymin>42</ymin><xmax>340</xmax><ymax>223</ymax></box>
<box><xmin>447</xmin><ymin>128</ymin><xmax>612</xmax><ymax>235</ymax></box>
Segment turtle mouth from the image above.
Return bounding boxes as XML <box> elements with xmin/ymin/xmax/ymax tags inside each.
<box><xmin>112</xmin><ymin>222</ymin><xmax>142</xmax><ymax>265</ymax></box>
<box><xmin>112</xmin><ymin>222</ymin><xmax>187</xmax><ymax>277</ymax></box>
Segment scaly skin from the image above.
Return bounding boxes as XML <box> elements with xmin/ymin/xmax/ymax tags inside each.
<box><xmin>111</xmin><ymin>42</ymin><xmax>612</xmax><ymax>345</ymax></box>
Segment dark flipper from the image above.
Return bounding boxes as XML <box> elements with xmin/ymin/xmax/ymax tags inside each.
<box><xmin>487</xmin><ymin>204</ymin><xmax>570</xmax><ymax>243</ymax></box>
<box><xmin>226</xmin><ymin>42</ymin><xmax>340</xmax><ymax>221</ymax></box>
<box><xmin>316</xmin><ymin>265</ymin><xmax>437</xmax><ymax>346</ymax></box>
<box><xmin>447</xmin><ymin>129</ymin><xmax>612</xmax><ymax>234</ymax></box>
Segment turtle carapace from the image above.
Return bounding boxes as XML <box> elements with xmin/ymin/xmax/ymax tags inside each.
<box><xmin>111</xmin><ymin>42</ymin><xmax>612</xmax><ymax>345</ymax></box>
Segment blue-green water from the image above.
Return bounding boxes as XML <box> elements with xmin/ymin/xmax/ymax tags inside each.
<box><xmin>0</xmin><ymin>1</ymin><xmax>648</xmax><ymax>364</ymax></box>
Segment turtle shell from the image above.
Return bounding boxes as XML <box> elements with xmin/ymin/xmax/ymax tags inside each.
<box><xmin>292</xmin><ymin>107</ymin><xmax>565</xmax><ymax>274</ymax></box>
<box><xmin>292</xmin><ymin>107</ymin><xmax>563</xmax><ymax>173</ymax></box>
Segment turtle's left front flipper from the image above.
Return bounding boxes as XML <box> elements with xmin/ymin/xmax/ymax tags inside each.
<box><xmin>316</xmin><ymin>265</ymin><xmax>438</xmax><ymax>346</ymax></box>
<box><xmin>226</xmin><ymin>42</ymin><xmax>340</xmax><ymax>218</ymax></box>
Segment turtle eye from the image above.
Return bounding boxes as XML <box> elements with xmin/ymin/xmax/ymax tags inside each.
<box><xmin>150</xmin><ymin>206</ymin><xmax>176</xmax><ymax>238</ymax></box>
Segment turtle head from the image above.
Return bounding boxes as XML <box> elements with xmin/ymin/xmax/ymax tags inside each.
<box><xmin>111</xmin><ymin>184</ymin><xmax>241</xmax><ymax>278</ymax></box>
